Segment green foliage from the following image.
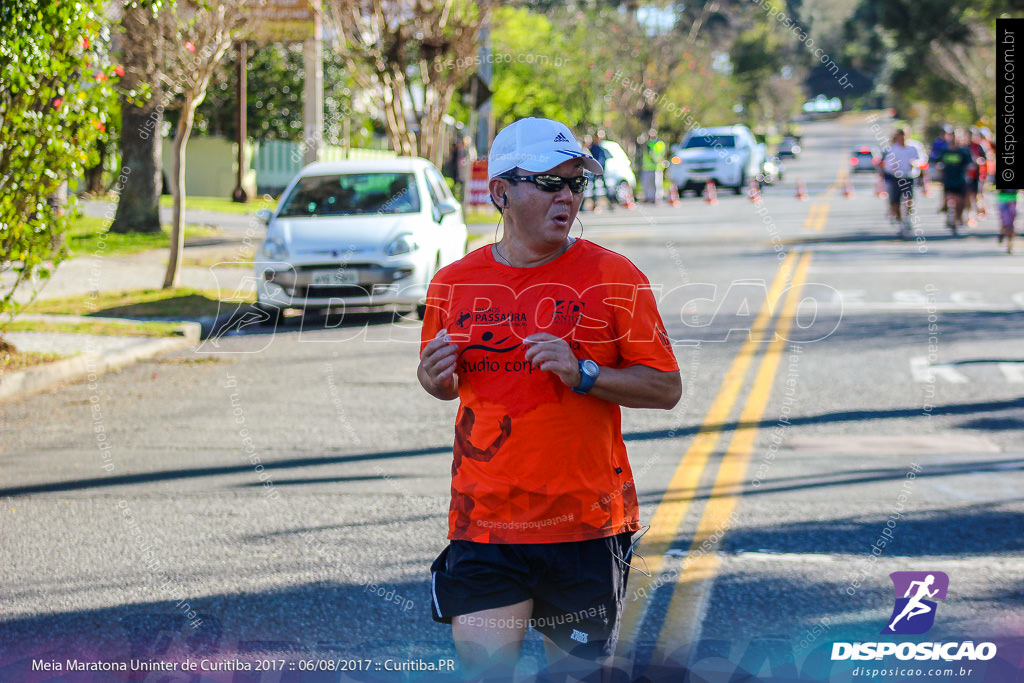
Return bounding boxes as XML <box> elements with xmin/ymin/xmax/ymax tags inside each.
<box><xmin>729</xmin><ymin>1</ymin><xmax>807</xmax><ymax>127</ymax></box>
<box><xmin>484</xmin><ymin>2</ymin><xmax>774</xmax><ymax>155</ymax></box>
<box><xmin>184</xmin><ymin>43</ymin><xmax>373</xmax><ymax>146</ymax></box>
<box><xmin>0</xmin><ymin>0</ymin><xmax>116</xmax><ymax>326</ymax></box>
<box><xmin>491</xmin><ymin>7</ymin><xmax>595</xmax><ymax>131</ymax></box>
<box><xmin>26</xmin><ymin>287</ymin><xmax>253</xmax><ymax>318</ymax></box>
<box><xmin>731</xmin><ymin>23</ymin><xmax>785</xmax><ymax>108</ymax></box>
<box><xmin>659</xmin><ymin>52</ymin><xmax>743</xmax><ymax>140</ymax></box>
<box><xmin>65</xmin><ymin>215</ymin><xmax>219</xmax><ymax>257</ymax></box>
<box><xmin>841</xmin><ymin>0</ymin><xmax>1012</xmax><ymax>123</ymax></box>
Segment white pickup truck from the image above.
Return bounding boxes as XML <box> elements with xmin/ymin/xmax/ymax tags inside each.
<box><xmin>668</xmin><ymin>125</ymin><xmax>766</xmax><ymax>196</ymax></box>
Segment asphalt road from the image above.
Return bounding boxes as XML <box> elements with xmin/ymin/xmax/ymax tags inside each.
<box><xmin>2</xmin><ymin>113</ymin><xmax>1023</xmax><ymax>683</ymax></box>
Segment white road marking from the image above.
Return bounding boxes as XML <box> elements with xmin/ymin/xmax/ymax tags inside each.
<box><xmin>833</xmin><ymin>303</ymin><xmax>1020</xmax><ymax>311</ymax></box>
<box><xmin>910</xmin><ymin>356</ymin><xmax>969</xmax><ymax>383</ymax></box>
<box><xmin>819</xmin><ymin>290</ymin><xmax>1023</xmax><ymax>311</ymax></box>
<box><xmin>998</xmin><ymin>363</ymin><xmax>1024</xmax><ymax>383</ymax></box>
<box><xmin>831</xmin><ymin>289</ymin><xmax>866</xmax><ymax>305</ymax></box>
<box><xmin>950</xmin><ymin>291</ymin><xmax>989</xmax><ymax>305</ymax></box>
<box><xmin>929</xmin><ymin>481</ymin><xmax>994</xmax><ymax>502</ymax></box>
<box><xmin>894</xmin><ymin>289</ymin><xmax>933</xmax><ymax>305</ymax></box>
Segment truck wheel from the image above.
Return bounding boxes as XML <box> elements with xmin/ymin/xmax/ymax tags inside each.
<box><xmin>734</xmin><ymin>171</ymin><xmax>746</xmax><ymax>195</ymax></box>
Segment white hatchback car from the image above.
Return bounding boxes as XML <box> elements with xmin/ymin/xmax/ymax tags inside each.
<box><xmin>254</xmin><ymin>158</ymin><xmax>468</xmax><ymax>320</ymax></box>
<box><xmin>599</xmin><ymin>140</ymin><xmax>637</xmax><ymax>204</ymax></box>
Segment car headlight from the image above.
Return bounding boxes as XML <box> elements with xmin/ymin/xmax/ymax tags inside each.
<box><xmin>262</xmin><ymin>237</ymin><xmax>288</xmax><ymax>261</ymax></box>
<box><xmin>386</xmin><ymin>234</ymin><xmax>419</xmax><ymax>256</ymax></box>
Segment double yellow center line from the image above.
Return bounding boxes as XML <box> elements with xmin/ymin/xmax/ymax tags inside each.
<box><xmin>655</xmin><ymin>250</ymin><xmax>811</xmax><ymax>653</ymax></box>
<box><xmin>618</xmin><ymin>206</ymin><xmax>822</xmax><ymax>663</ymax></box>
<box><xmin>803</xmin><ymin>169</ymin><xmax>845</xmax><ymax>232</ymax></box>
<box><xmin>804</xmin><ymin>203</ymin><xmax>829</xmax><ymax>232</ymax></box>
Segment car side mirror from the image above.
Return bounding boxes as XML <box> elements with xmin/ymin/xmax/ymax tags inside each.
<box><xmin>255</xmin><ymin>209</ymin><xmax>273</xmax><ymax>224</ymax></box>
<box><xmin>434</xmin><ymin>199</ymin><xmax>459</xmax><ymax>223</ymax></box>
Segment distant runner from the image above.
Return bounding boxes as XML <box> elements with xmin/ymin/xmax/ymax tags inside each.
<box><xmin>939</xmin><ymin>130</ymin><xmax>973</xmax><ymax>234</ymax></box>
<box><xmin>997</xmin><ymin>189</ymin><xmax>1018</xmax><ymax>254</ymax></box>
<box><xmin>966</xmin><ymin>128</ymin><xmax>989</xmax><ymax>225</ymax></box>
<box><xmin>881</xmin><ymin>129</ymin><xmax>920</xmax><ymax>238</ymax></box>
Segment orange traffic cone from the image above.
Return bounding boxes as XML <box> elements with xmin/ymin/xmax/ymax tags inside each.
<box><xmin>843</xmin><ymin>177</ymin><xmax>855</xmax><ymax>198</ymax></box>
<box><xmin>795</xmin><ymin>178</ymin><xmax>808</xmax><ymax>201</ymax></box>
<box><xmin>704</xmin><ymin>179</ymin><xmax>718</xmax><ymax>205</ymax></box>
<box><xmin>668</xmin><ymin>183</ymin><xmax>681</xmax><ymax>207</ymax></box>
<box><xmin>620</xmin><ymin>185</ymin><xmax>636</xmax><ymax>209</ymax></box>
<box><xmin>748</xmin><ymin>176</ymin><xmax>761</xmax><ymax>201</ymax></box>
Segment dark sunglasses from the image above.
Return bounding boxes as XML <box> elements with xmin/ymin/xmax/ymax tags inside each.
<box><xmin>504</xmin><ymin>173</ymin><xmax>590</xmax><ymax>194</ymax></box>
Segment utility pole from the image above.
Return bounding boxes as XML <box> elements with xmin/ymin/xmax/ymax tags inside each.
<box><xmin>303</xmin><ymin>10</ymin><xmax>323</xmax><ymax>165</ymax></box>
<box><xmin>232</xmin><ymin>41</ymin><xmax>248</xmax><ymax>202</ymax></box>
<box><xmin>473</xmin><ymin>24</ymin><xmax>493</xmax><ymax>158</ymax></box>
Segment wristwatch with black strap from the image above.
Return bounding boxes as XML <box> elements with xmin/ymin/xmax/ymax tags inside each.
<box><xmin>572</xmin><ymin>358</ymin><xmax>600</xmax><ymax>395</ymax></box>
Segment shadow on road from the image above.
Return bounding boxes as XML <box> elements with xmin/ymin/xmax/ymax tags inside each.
<box><xmin>3</xmin><ymin>397</ymin><xmax>1021</xmax><ymax>499</ymax></box>
<box><xmin>0</xmin><ymin>580</ymin><xmax>467</xmax><ymax>677</ymax></box>
<box><xmin>0</xmin><ymin>445</ymin><xmax>450</xmax><ymax>498</ymax></box>
<box><xmin>783</xmin><ymin>230</ymin><xmax>1005</xmax><ymax>247</ymax></box>
<box><xmin>203</xmin><ymin>306</ymin><xmax>413</xmax><ymax>341</ymax></box>
<box><xmin>718</xmin><ymin>502</ymin><xmax>1024</xmax><ymax>558</ymax></box>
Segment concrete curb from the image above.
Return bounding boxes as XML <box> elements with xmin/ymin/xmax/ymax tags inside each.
<box><xmin>0</xmin><ymin>321</ymin><xmax>200</xmax><ymax>404</ymax></box>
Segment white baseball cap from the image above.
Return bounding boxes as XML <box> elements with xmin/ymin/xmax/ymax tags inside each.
<box><xmin>488</xmin><ymin>117</ymin><xmax>603</xmax><ymax>179</ymax></box>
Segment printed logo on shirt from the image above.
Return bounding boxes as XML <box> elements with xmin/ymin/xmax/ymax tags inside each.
<box><xmin>453</xmin><ymin>306</ymin><xmax>528</xmax><ymax>331</ymax></box>
<box><xmin>462</xmin><ymin>330</ymin><xmax>522</xmax><ymax>354</ymax></box>
<box><xmin>551</xmin><ymin>299</ymin><xmax>586</xmax><ymax>326</ymax></box>
<box><xmin>454</xmin><ymin>309</ymin><xmax>473</xmax><ymax>330</ymax></box>
<box><xmin>657</xmin><ymin>326</ymin><xmax>672</xmax><ymax>350</ymax></box>
<box><xmin>570</xmin><ymin>629</ymin><xmax>589</xmax><ymax>644</ymax></box>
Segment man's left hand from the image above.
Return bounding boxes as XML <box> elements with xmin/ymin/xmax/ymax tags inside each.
<box><xmin>523</xmin><ymin>333</ymin><xmax>581</xmax><ymax>388</ymax></box>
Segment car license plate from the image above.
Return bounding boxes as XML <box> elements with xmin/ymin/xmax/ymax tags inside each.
<box><xmin>311</xmin><ymin>269</ymin><xmax>358</xmax><ymax>285</ymax></box>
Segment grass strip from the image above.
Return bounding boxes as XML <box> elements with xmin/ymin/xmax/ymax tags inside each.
<box><xmin>4</xmin><ymin>319</ymin><xmax>185</xmax><ymax>337</ymax></box>
<box><xmin>24</xmin><ymin>287</ymin><xmax>254</xmax><ymax>319</ymax></box>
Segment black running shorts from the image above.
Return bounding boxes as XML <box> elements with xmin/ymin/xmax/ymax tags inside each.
<box><xmin>429</xmin><ymin>532</ymin><xmax>634</xmax><ymax>660</ymax></box>
<box><xmin>885</xmin><ymin>174</ymin><xmax>914</xmax><ymax>205</ymax></box>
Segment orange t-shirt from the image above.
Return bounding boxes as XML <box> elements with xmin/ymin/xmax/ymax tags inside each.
<box><xmin>420</xmin><ymin>239</ymin><xmax>679</xmax><ymax>544</ymax></box>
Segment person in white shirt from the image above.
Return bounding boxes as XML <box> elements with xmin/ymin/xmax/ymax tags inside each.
<box><xmin>882</xmin><ymin>129</ymin><xmax>921</xmax><ymax>235</ymax></box>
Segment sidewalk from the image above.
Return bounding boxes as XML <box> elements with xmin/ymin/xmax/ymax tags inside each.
<box><xmin>2</xmin><ymin>204</ymin><xmax>254</xmax><ymax>403</ymax></box>
<box><xmin>1</xmin><ymin>316</ymin><xmax>201</xmax><ymax>403</ymax></box>
<box><xmin>17</xmin><ymin>238</ymin><xmax>255</xmax><ymax>303</ymax></box>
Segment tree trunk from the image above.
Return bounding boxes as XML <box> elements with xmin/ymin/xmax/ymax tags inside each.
<box><xmin>163</xmin><ymin>100</ymin><xmax>195</xmax><ymax>289</ymax></box>
<box><xmin>83</xmin><ymin>136</ymin><xmax>108</xmax><ymax>195</ymax></box>
<box><xmin>110</xmin><ymin>100</ymin><xmax>163</xmax><ymax>234</ymax></box>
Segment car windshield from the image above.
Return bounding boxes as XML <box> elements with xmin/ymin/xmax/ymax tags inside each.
<box><xmin>684</xmin><ymin>134</ymin><xmax>737</xmax><ymax>149</ymax></box>
<box><xmin>278</xmin><ymin>172</ymin><xmax>421</xmax><ymax>217</ymax></box>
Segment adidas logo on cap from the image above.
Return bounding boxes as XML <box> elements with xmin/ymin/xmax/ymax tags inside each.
<box><xmin>553</xmin><ymin>132</ymin><xmax>570</xmax><ymax>143</ymax></box>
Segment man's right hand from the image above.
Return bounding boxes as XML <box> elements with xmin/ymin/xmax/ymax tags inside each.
<box><xmin>418</xmin><ymin>328</ymin><xmax>460</xmax><ymax>400</ymax></box>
